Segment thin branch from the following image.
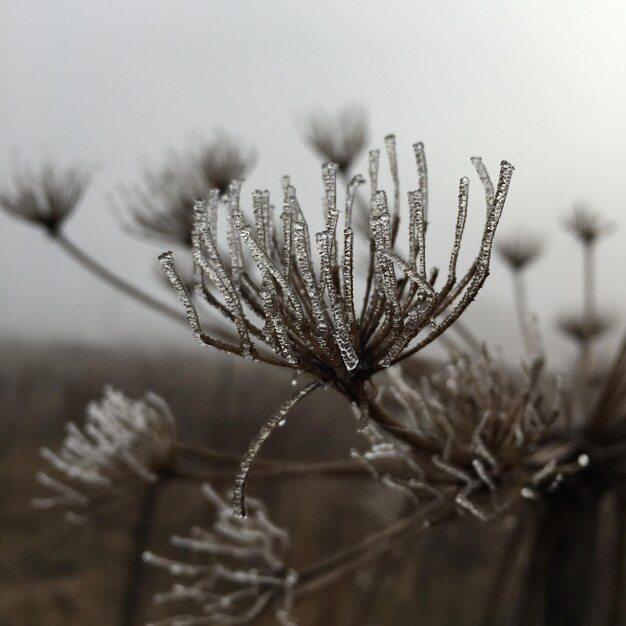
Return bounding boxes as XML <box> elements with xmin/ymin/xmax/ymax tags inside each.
<box><xmin>55</xmin><ymin>232</ymin><xmax>188</xmax><ymax>326</ymax></box>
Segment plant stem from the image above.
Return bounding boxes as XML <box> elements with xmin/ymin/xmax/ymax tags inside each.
<box><xmin>581</xmin><ymin>241</ymin><xmax>595</xmax><ymax>378</ymax></box>
<box><xmin>295</xmin><ymin>502</ymin><xmax>454</xmax><ymax>598</ymax></box>
<box><xmin>120</xmin><ymin>481</ymin><xmax>161</xmax><ymax>626</ymax></box>
<box><xmin>56</xmin><ymin>232</ymin><xmax>188</xmax><ymax>326</ymax></box>
<box><xmin>513</xmin><ymin>270</ymin><xmax>534</xmax><ymax>354</ymax></box>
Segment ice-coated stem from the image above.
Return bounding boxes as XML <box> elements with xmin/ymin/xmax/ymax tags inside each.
<box><xmin>232</xmin><ymin>381</ymin><xmax>323</xmax><ymax>517</ymax></box>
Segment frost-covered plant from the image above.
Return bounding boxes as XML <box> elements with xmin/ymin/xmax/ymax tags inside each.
<box><xmin>144</xmin><ymin>484</ymin><xmax>297</xmax><ymax>626</ymax></box>
<box><xmin>32</xmin><ymin>387</ymin><xmax>177</xmax><ymax>522</ymax></box>
<box><xmin>159</xmin><ymin>136</ymin><xmax>514</xmax><ymax>515</ymax></box>
<box><xmin>356</xmin><ymin>351</ymin><xmax>568</xmax><ymax>522</ymax></box>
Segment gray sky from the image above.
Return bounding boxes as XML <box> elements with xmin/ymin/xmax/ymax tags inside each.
<box><xmin>1</xmin><ymin>0</ymin><xmax>625</xmax><ymax>360</ymax></box>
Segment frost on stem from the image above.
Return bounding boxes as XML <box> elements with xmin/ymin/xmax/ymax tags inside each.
<box><xmin>31</xmin><ymin>387</ymin><xmax>176</xmax><ymax>522</ymax></box>
<box><xmin>144</xmin><ymin>483</ymin><xmax>297</xmax><ymax>626</ymax></box>
<box><xmin>354</xmin><ymin>351</ymin><xmax>564</xmax><ymax>521</ymax></box>
<box><xmin>0</xmin><ymin>161</ymin><xmax>90</xmax><ymax>234</ymax></box>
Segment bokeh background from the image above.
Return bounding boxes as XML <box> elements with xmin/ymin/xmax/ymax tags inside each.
<box><xmin>1</xmin><ymin>0</ymin><xmax>625</xmax><ymax>359</ymax></box>
<box><xmin>1</xmin><ymin>2</ymin><xmax>626</xmax><ymax>625</ymax></box>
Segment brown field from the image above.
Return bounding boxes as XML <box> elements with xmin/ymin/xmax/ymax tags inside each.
<box><xmin>0</xmin><ymin>340</ymin><xmax>508</xmax><ymax>625</ymax></box>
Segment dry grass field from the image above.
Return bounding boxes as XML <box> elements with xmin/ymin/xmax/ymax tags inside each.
<box><xmin>0</xmin><ymin>340</ymin><xmax>507</xmax><ymax>625</ymax></box>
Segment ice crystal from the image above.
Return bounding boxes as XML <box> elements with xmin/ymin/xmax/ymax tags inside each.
<box><xmin>355</xmin><ymin>351</ymin><xmax>562</xmax><ymax>521</ymax></box>
<box><xmin>0</xmin><ymin>162</ymin><xmax>90</xmax><ymax>234</ymax></box>
<box><xmin>32</xmin><ymin>387</ymin><xmax>176</xmax><ymax>519</ymax></box>
<box><xmin>161</xmin><ymin>137</ymin><xmax>514</xmax><ymax>514</ymax></box>
<box><xmin>145</xmin><ymin>483</ymin><xmax>297</xmax><ymax>626</ymax></box>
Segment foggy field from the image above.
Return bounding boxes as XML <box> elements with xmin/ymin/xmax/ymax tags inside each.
<box><xmin>0</xmin><ymin>341</ymin><xmax>503</xmax><ymax>625</ymax></box>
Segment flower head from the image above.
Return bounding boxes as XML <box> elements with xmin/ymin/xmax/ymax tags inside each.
<box><xmin>496</xmin><ymin>230</ymin><xmax>544</xmax><ymax>271</ymax></box>
<box><xmin>557</xmin><ymin>311</ymin><xmax>614</xmax><ymax>344</ymax></box>
<box><xmin>161</xmin><ymin>138</ymin><xmax>513</xmax><ymax>385</ymax></box>
<box><xmin>119</xmin><ymin>153</ymin><xmax>212</xmax><ymax>247</ymax></box>
<box><xmin>303</xmin><ymin>104</ymin><xmax>369</xmax><ymax>174</ymax></box>
<box><xmin>564</xmin><ymin>204</ymin><xmax>614</xmax><ymax>245</ymax></box>
<box><xmin>119</xmin><ymin>136</ymin><xmax>256</xmax><ymax>247</ymax></box>
<box><xmin>159</xmin><ymin>136</ymin><xmax>513</xmax><ymax>516</ymax></box>
<box><xmin>32</xmin><ymin>387</ymin><xmax>176</xmax><ymax>521</ymax></box>
<box><xmin>197</xmin><ymin>133</ymin><xmax>257</xmax><ymax>195</ymax></box>
<box><xmin>0</xmin><ymin>162</ymin><xmax>90</xmax><ymax>234</ymax></box>
<box><xmin>355</xmin><ymin>351</ymin><xmax>563</xmax><ymax>520</ymax></box>
<box><xmin>145</xmin><ymin>483</ymin><xmax>297</xmax><ymax>626</ymax></box>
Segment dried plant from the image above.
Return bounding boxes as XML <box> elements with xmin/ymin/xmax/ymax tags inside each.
<box><xmin>196</xmin><ymin>133</ymin><xmax>257</xmax><ymax>195</ymax></box>
<box><xmin>119</xmin><ymin>154</ymin><xmax>214</xmax><ymax>248</ymax></box>
<box><xmin>118</xmin><ymin>135</ymin><xmax>255</xmax><ymax>249</ymax></box>
<box><xmin>303</xmin><ymin>104</ymin><xmax>368</xmax><ymax>175</ymax></box>
<box><xmin>0</xmin><ymin>161</ymin><xmax>90</xmax><ymax>234</ymax></box>
<box><xmin>496</xmin><ymin>231</ymin><xmax>544</xmax><ymax>272</ymax></box>
<box><xmin>0</xmin><ymin>161</ymin><xmax>189</xmax><ymax>326</ymax></box>
<box><xmin>557</xmin><ymin>310</ymin><xmax>614</xmax><ymax>344</ymax></box>
<box><xmin>564</xmin><ymin>203</ymin><xmax>614</xmax><ymax>245</ymax></box>
<box><xmin>160</xmin><ymin>136</ymin><xmax>514</xmax><ymax>515</ymax></box>
<box><xmin>144</xmin><ymin>484</ymin><xmax>297</xmax><ymax>626</ymax></box>
<box><xmin>355</xmin><ymin>351</ymin><xmax>565</xmax><ymax>522</ymax></box>
<box><xmin>32</xmin><ymin>387</ymin><xmax>177</xmax><ymax>523</ymax></box>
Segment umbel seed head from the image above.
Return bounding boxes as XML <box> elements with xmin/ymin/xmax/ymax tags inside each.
<box><xmin>160</xmin><ymin>138</ymin><xmax>514</xmax><ymax>387</ymax></box>
<box><xmin>0</xmin><ymin>162</ymin><xmax>90</xmax><ymax>234</ymax></box>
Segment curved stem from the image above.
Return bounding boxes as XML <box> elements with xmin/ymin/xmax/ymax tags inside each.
<box><xmin>55</xmin><ymin>231</ymin><xmax>188</xmax><ymax>326</ymax></box>
<box><xmin>295</xmin><ymin>502</ymin><xmax>454</xmax><ymax>598</ymax></box>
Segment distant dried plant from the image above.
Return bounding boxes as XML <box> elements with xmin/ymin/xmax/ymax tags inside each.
<box><xmin>196</xmin><ymin>133</ymin><xmax>257</xmax><ymax>195</ymax></box>
<box><xmin>119</xmin><ymin>153</ymin><xmax>213</xmax><ymax>248</ymax></box>
<box><xmin>496</xmin><ymin>231</ymin><xmax>544</xmax><ymax>272</ymax></box>
<box><xmin>0</xmin><ymin>161</ymin><xmax>90</xmax><ymax>234</ymax></box>
<box><xmin>303</xmin><ymin>104</ymin><xmax>369</xmax><ymax>175</ymax></box>
<box><xmin>564</xmin><ymin>203</ymin><xmax>614</xmax><ymax>245</ymax></box>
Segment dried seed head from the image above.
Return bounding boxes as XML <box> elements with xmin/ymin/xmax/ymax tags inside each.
<box><xmin>357</xmin><ymin>351</ymin><xmax>562</xmax><ymax>521</ymax></box>
<box><xmin>564</xmin><ymin>204</ymin><xmax>614</xmax><ymax>245</ymax></box>
<box><xmin>496</xmin><ymin>230</ymin><xmax>544</xmax><ymax>271</ymax></box>
<box><xmin>303</xmin><ymin>104</ymin><xmax>369</xmax><ymax>174</ymax></box>
<box><xmin>0</xmin><ymin>162</ymin><xmax>90</xmax><ymax>234</ymax></box>
<box><xmin>32</xmin><ymin>387</ymin><xmax>176</xmax><ymax>521</ymax></box>
<box><xmin>197</xmin><ymin>132</ymin><xmax>257</xmax><ymax>195</ymax></box>
<box><xmin>558</xmin><ymin>311</ymin><xmax>614</xmax><ymax>343</ymax></box>
<box><xmin>118</xmin><ymin>153</ymin><xmax>212</xmax><ymax>247</ymax></box>
<box><xmin>162</xmin><ymin>139</ymin><xmax>514</xmax><ymax>387</ymax></box>
<box><xmin>161</xmin><ymin>139</ymin><xmax>513</xmax><ymax>507</ymax></box>
<box><xmin>145</xmin><ymin>483</ymin><xmax>296</xmax><ymax>626</ymax></box>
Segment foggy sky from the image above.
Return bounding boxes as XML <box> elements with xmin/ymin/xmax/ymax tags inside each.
<box><xmin>1</xmin><ymin>0</ymin><xmax>625</xmax><ymax>361</ymax></box>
